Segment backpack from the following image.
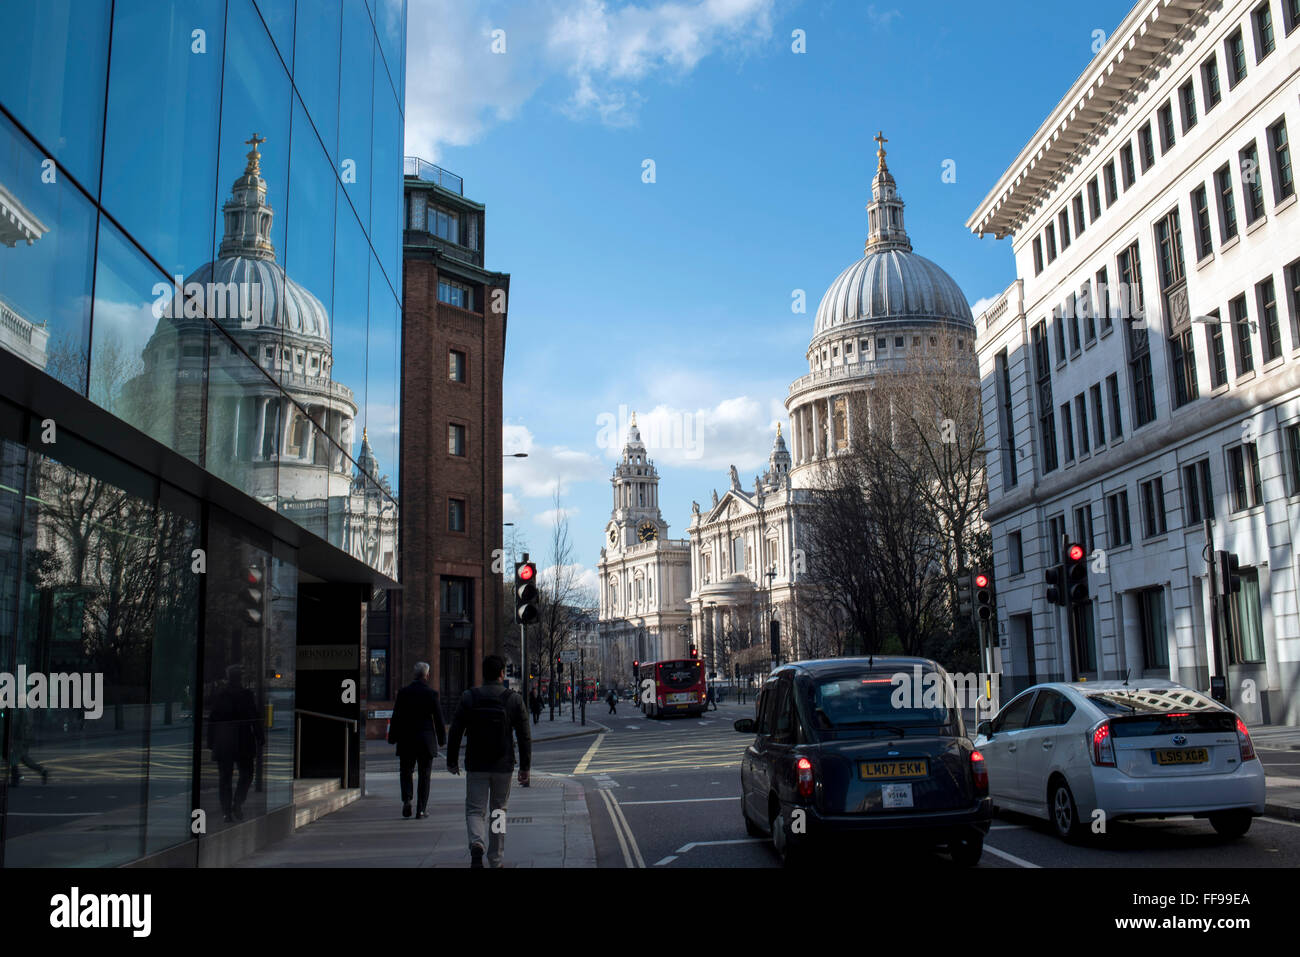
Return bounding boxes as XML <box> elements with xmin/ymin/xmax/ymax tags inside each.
<box><xmin>466</xmin><ymin>686</ymin><xmax>514</xmax><ymax>762</ymax></box>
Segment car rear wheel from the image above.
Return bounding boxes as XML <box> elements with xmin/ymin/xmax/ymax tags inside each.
<box><xmin>742</xmin><ymin>802</ymin><xmax>764</xmax><ymax>837</ymax></box>
<box><xmin>1209</xmin><ymin>810</ymin><xmax>1252</xmax><ymax>839</ymax></box>
<box><xmin>949</xmin><ymin>833</ymin><xmax>983</xmax><ymax>867</ymax></box>
<box><xmin>1050</xmin><ymin>779</ymin><xmax>1088</xmax><ymax>843</ymax></box>
<box><xmin>769</xmin><ymin>802</ymin><xmax>808</xmax><ymax>868</ymax></box>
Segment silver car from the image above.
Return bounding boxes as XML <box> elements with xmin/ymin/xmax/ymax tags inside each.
<box><xmin>973</xmin><ymin>680</ymin><xmax>1265</xmax><ymax>842</ymax></box>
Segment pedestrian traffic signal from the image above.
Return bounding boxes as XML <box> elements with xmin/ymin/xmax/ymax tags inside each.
<box><xmin>957</xmin><ymin>571</ymin><xmax>974</xmax><ymax>617</ymax></box>
<box><xmin>1065</xmin><ymin>543</ymin><xmax>1089</xmax><ymax>605</ymax></box>
<box><xmin>974</xmin><ymin>572</ymin><xmax>994</xmax><ymax>622</ymax></box>
<box><xmin>515</xmin><ymin>559</ymin><xmax>539</xmax><ymax>624</ymax></box>
<box><xmin>1216</xmin><ymin>551</ymin><xmax>1242</xmax><ymax>597</ymax></box>
<box><xmin>240</xmin><ymin>563</ymin><xmax>264</xmax><ymax>625</ymax></box>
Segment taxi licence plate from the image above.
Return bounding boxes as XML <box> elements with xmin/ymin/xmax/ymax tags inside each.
<box><xmin>859</xmin><ymin>759</ymin><xmax>929</xmax><ymax>780</ymax></box>
<box><xmin>1154</xmin><ymin>748</ymin><xmax>1209</xmax><ymax>765</ymax></box>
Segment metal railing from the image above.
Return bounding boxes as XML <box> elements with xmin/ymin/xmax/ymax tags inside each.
<box><xmin>403</xmin><ymin>156</ymin><xmax>463</xmax><ymax>194</ymax></box>
<box><xmin>294</xmin><ymin>709</ymin><xmax>358</xmax><ymax>789</ymax></box>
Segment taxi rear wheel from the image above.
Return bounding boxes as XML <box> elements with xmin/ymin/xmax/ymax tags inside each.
<box><xmin>769</xmin><ymin>801</ymin><xmax>809</xmax><ymax>868</ymax></box>
<box><xmin>949</xmin><ymin>832</ymin><xmax>983</xmax><ymax>867</ymax></box>
<box><xmin>742</xmin><ymin>802</ymin><xmax>764</xmax><ymax>837</ymax></box>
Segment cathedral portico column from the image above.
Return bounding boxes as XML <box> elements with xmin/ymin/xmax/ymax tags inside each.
<box><xmin>810</xmin><ymin>402</ymin><xmax>821</xmax><ymax>459</ymax></box>
<box><xmin>256</xmin><ymin>396</ymin><xmax>269</xmax><ymax>461</ymax></box>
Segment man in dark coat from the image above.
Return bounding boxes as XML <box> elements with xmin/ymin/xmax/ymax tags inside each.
<box><xmin>606</xmin><ymin>689</ymin><xmax>617</xmax><ymax>714</ymax></box>
<box><xmin>447</xmin><ymin>655</ymin><xmax>531</xmax><ymax>868</ymax></box>
<box><xmin>528</xmin><ymin>686</ymin><xmax>542</xmax><ymax>724</ymax></box>
<box><xmin>208</xmin><ymin>665</ymin><xmax>264</xmax><ymax>823</ymax></box>
<box><xmin>387</xmin><ymin>661</ymin><xmax>447</xmax><ymax>818</ymax></box>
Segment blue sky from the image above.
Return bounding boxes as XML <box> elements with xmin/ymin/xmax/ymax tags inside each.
<box><xmin>404</xmin><ymin>0</ymin><xmax>1136</xmax><ymax>591</ymax></box>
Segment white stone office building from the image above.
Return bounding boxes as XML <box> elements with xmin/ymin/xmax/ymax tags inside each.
<box><xmin>969</xmin><ymin>0</ymin><xmax>1300</xmax><ymax>723</ymax></box>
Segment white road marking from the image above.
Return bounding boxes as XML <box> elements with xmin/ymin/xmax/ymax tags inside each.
<box><xmin>620</xmin><ymin>797</ymin><xmax>740</xmax><ymax>806</ymax></box>
<box><xmin>1259</xmin><ymin>815</ymin><xmax>1300</xmax><ymax>829</ymax></box>
<box><xmin>675</xmin><ymin>838</ymin><xmax>766</xmax><ymax>854</ymax></box>
<box><xmin>982</xmin><ymin>844</ymin><xmax>1040</xmax><ymax>868</ymax></box>
<box><xmin>598</xmin><ymin>788</ymin><xmax>646</xmax><ymax>868</ymax></box>
<box><xmin>653</xmin><ymin>856</ymin><xmax>677</xmax><ymax>867</ymax></box>
<box><xmin>574</xmin><ymin>733</ymin><xmax>605</xmax><ymax>775</ymax></box>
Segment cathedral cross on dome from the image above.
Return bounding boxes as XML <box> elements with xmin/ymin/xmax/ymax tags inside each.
<box><xmin>244</xmin><ymin>133</ymin><xmax>267</xmax><ymax>175</ymax></box>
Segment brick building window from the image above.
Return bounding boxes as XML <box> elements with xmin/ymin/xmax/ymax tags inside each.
<box><xmin>449</xmin><ymin>349</ymin><xmax>466</xmax><ymax>382</ymax></box>
<box><xmin>448</xmin><ymin>497</ymin><xmax>466</xmax><ymax>532</ymax></box>
<box><xmin>449</xmin><ymin>423</ymin><xmax>466</xmax><ymax>456</ymax></box>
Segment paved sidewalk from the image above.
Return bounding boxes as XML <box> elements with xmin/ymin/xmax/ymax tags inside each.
<box><xmin>1248</xmin><ymin>725</ymin><xmax>1300</xmax><ymax>821</ymax></box>
<box><xmin>235</xmin><ymin>763</ymin><xmax>595</xmax><ymax>868</ymax></box>
<box><xmin>524</xmin><ymin>709</ymin><xmax>609</xmax><ymax>742</ymax></box>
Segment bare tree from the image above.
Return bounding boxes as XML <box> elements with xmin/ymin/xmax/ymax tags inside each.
<box><xmin>532</xmin><ymin>489</ymin><xmax>584</xmax><ymax>714</ymax></box>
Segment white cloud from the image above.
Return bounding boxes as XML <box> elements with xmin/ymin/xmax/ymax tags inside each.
<box><xmin>534</xmin><ymin>506</ymin><xmax>579</xmax><ymax>527</ymax></box>
<box><xmin>865</xmin><ymin>5</ymin><xmax>902</xmax><ymax>27</ymax></box>
<box><xmin>404</xmin><ymin>0</ymin><xmax>777</xmax><ymax>157</ymax></box>
<box><xmin>969</xmin><ymin>294</ymin><xmax>1002</xmax><ymax>319</ymax></box>
<box><xmin>503</xmin><ymin>422</ymin><xmax>604</xmax><ymax>499</ymax></box>
<box><xmin>596</xmin><ymin>395</ymin><xmax>783</xmax><ymax>472</ymax></box>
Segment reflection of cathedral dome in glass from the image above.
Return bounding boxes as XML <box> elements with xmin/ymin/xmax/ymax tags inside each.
<box><xmin>183</xmin><ymin>256</ymin><xmax>330</xmax><ymax>344</ymax></box>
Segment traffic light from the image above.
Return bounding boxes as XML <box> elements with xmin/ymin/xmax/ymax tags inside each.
<box><xmin>240</xmin><ymin>562</ymin><xmax>264</xmax><ymax>625</ymax></box>
<box><xmin>633</xmin><ymin>660</ymin><xmax>639</xmax><ymax>679</ymax></box>
<box><xmin>515</xmin><ymin>560</ymin><xmax>539</xmax><ymax>624</ymax></box>
<box><xmin>1065</xmin><ymin>542</ymin><xmax>1089</xmax><ymax>605</ymax></box>
<box><xmin>957</xmin><ymin>572</ymin><xmax>974</xmax><ymax>618</ymax></box>
<box><xmin>1217</xmin><ymin>551</ymin><xmax>1242</xmax><ymax>597</ymax></box>
<box><xmin>974</xmin><ymin>572</ymin><xmax>995</xmax><ymax>622</ymax></box>
<box><xmin>1045</xmin><ymin>561</ymin><xmax>1065</xmax><ymax>607</ymax></box>
<box><xmin>689</xmin><ymin>644</ymin><xmax>698</xmax><ymax>658</ymax></box>
<box><xmin>769</xmin><ymin>619</ymin><xmax>781</xmax><ymax>659</ymax></box>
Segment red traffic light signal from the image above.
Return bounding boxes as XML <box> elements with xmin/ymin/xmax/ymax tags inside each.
<box><xmin>515</xmin><ymin>559</ymin><xmax>539</xmax><ymax>624</ymax></box>
<box><xmin>1067</xmin><ymin>543</ymin><xmax>1085</xmax><ymax>562</ymax></box>
<box><xmin>518</xmin><ymin>563</ymin><xmax>535</xmax><ymax>581</ymax></box>
<box><xmin>974</xmin><ymin>573</ymin><xmax>989</xmax><ymax>589</ymax></box>
<box><xmin>974</xmin><ymin>571</ymin><xmax>994</xmax><ymax>622</ymax></box>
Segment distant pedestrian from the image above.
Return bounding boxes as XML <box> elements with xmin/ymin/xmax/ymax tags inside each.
<box><xmin>447</xmin><ymin>655</ymin><xmax>531</xmax><ymax>868</ymax></box>
<box><xmin>606</xmin><ymin>689</ymin><xmax>617</xmax><ymax>714</ymax></box>
<box><xmin>529</xmin><ymin>687</ymin><xmax>542</xmax><ymax>725</ymax></box>
<box><xmin>388</xmin><ymin>662</ymin><xmax>447</xmax><ymax>819</ymax></box>
<box><xmin>209</xmin><ymin>665</ymin><xmax>263</xmax><ymax>823</ymax></box>
<box><xmin>707</xmin><ymin>686</ymin><xmax>718</xmax><ymax>711</ymax></box>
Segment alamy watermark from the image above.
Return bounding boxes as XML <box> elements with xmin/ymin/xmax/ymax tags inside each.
<box><xmin>151</xmin><ymin>278</ymin><xmax>263</xmax><ymax>324</ymax></box>
<box><xmin>889</xmin><ymin>666</ymin><xmax>1000</xmax><ymax>720</ymax></box>
<box><xmin>596</xmin><ymin>404</ymin><xmax>702</xmax><ymax>459</ymax></box>
<box><xmin>0</xmin><ymin>667</ymin><xmax>104</xmax><ymax>719</ymax></box>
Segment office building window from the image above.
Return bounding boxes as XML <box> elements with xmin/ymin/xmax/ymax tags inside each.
<box><xmin>1119</xmin><ymin>243</ymin><xmax>1156</xmax><ymax>427</ymax></box>
<box><xmin>1183</xmin><ymin>458</ymin><xmax>1215</xmax><ymax>524</ymax></box>
<box><xmin>1215</xmin><ymin>163</ymin><xmax>1238</xmax><ymax>241</ymax></box>
<box><xmin>1227</xmin><ymin>441</ymin><xmax>1262</xmax><ymax>510</ymax></box>
<box><xmin>1226</xmin><ymin>28</ymin><xmax>1247</xmax><ymax>86</ymax></box>
<box><xmin>1121</xmin><ymin>142</ymin><xmax>1136</xmax><ymax>189</ymax></box>
<box><xmin>1074</xmin><ymin>503</ymin><xmax>1095</xmax><ymax>553</ymax></box>
<box><xmin>1096</xmin><ymin>266</ymin><xmax>1112</xmax><ymax>333</ymax></box>
<box><xmin>1009</xmin><ymin>530</ymin><xmax>1024</xmax><ymax>575</ymax></box>
<box><xmin>1047</xmin><ymin>514</ymin><xmax>1067</xmax><ymax>564</ymax></box>
<box><xmin>1206</xmin><ymin>308</ymin><xmax>1228</xmax><ymax>388</ymax></box>
<box><xmin>449</xmin><ymin>349</ymin><xmax>466</xmax><ymax>382</ymax></box>
<box><xmin>1140</xmin><ymin>475</ymin><xmax>1167</xmax><ymax>538</ymax></box>
<box><xmin>1061</xmin><ymin>402</ymin><xmax>1075</xmax><ymax>462</ymax></box>
<box><xmin>1054</xmin><ymin>308</ymin><xmax>1067</xmax><ymax>363</ymax></box>
<box><xmin>1286</xmin><ymin>0</ymin><xmax>1300</xmax><ymax>34</ymax></box>
<box><xmin>449</xmin><ymin>422</ymin><xmax>466</xmax><ymax>456</ymax></box>
<box><xmin>1081</xmin><ymin>283</ymin><xmax>1097</xmax><ymax>343</ymax></box>
<box><xmin>1107</xmin><ymin>489</ymin><xmax>1132</xmax><ymax>547</ymax></box>
<box><xmin>1158</xmin><ymin>102</ymin><xmax>1176</xmax><ymax>154</ymax></box>
<box><xmin>438</xmin><ymin>279</ymin><xmax>474</xmax><ymax>310</ymax></box>
<box><xmin>1033</xmin><ymin>236</ymin><xmax>1044</xmax><ymax>275</ymax></box>
<box><xmin>448</xmin><ymin>497</ymin><xmax>466</xmax><ymax>532</ymax></box>
<box><xmin>1139</xmin><ymin>122</ymin><xmax>1156</xmax><ymax>171</ymax></box>
<box><xmin>1088</xmin><ymin>177</ymin><xmax>1102</xmax><ymax>220</ymax></box>
<box><xmin>1104</xmin><ymin>160</ymin><xmax>1119</xmax><ymax>205</ymax></box>
<box><xmin>1156</xmin><ymin>209</ymin><xmax>1195</xmax><ymax>406</ymax></box>
<box><xmin>1227</xmin><ymin>568</ymin><xmax>1265</xmax><ymax>663</ymax></box>
<box><xmin>1191</xmin><ymin>183</ymin><xmax>1213</xmax><ymax>259</ymax></box>
<box><xmin>1258</xmin><ymin>275</ymin><xmax>1283</xmax><ymax>362</ymax></box>
<box><xmin>1067</xmin><ymin>294</ymin><xmax>1081</xmax><ymax>353</ymax></box>
<box><xmin>1286</xmin><ymin>422</ymin><xmax>1300</xmax><ymax>494</ymax></box>
<box><xmin>1286</xmin><ymin>258</ymin><xmax>1300</xmax><ymax>351</ymax></box>
<box><xmin>1240</xmin><ymin>141</ymin><xmax>1265</xmax><ymax>225</ymax></box>
<box><xmin>1107</xmin><ymin>373</ymin><xmax>1124</xmax><ymax>441</ymax></box>
<box><xmin>1202</xmin><ymin>54</ymin><xmax>1222</xmax><ymax>110</ymax></box>
<box><xmin>1138</xmin><ymin>587</ymin><xmax>1169</xmax><ymax>669</ymax></box>
<box><xmin>1075</xmin><ymin>393</ymin><xmax>1090</xmax><ymax>456</ymax></box>
<box><xmin>1032</xmin><ymin>321</ymin><xmax>1058</xmax><ymax>473</ymax></box>
<box><xmin>1254</xmin><ymin>2</ymin><xmax>1276</xmax><ymax>59</ymax></box>
<box><xmin>1059</xmin><ymin>209</ymin><xmax>1071</xmax><ymax>249</ymax></box>
<box><xmin>996</xmin><ymin>350</ymin><xmax>1018</xmax><ymax>487</ymax></box>
<box><xmin>1231</xmin><ymin>293</ymin><xmax>1254</xmax><ymax>375</ymax></box>
<box><xmin>1045</xmin><ymin>222</ymin><xmax>1057</xmax><ymax>262</ymax></box>
<box><xmin>1267</xmin><ymin>118</ymin><xmax>1294</xmax><ymax>203</ymax></box>
<box><xmin>1179</xmin><ymin>78</ymin><xmax>1198</xmax><ymax>132</ymax></box>
<box><xmin>1090</xmin><ymin>383</ymin><xmax>1106</xmax><ymax>447</ymax></box>
<box><xmin>1073</xmin><ymin>193</ymin><xmax>1087</xmax><ymax>235</ymax></box>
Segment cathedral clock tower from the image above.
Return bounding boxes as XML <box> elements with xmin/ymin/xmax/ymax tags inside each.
<box><xmin>605</xmin><ymin>412</ymin><xmax>667</xmax><ymax>552</ymax></box>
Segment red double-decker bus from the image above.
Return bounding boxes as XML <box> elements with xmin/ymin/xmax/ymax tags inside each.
<box><xmin>637</xmin><ymin>658</ymin><xmax>707</xmax><ymax>718</ymax></box>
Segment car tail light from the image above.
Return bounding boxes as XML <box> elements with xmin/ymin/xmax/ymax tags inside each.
<box><xmin>1089</xmin><ymin>720</ymin><xmax>1116</xmax><ymax>767</ymax></box>
<box><xmin>1236</xmin><ymin>717</ymin><xmax>1256</xmax><ymax>761</ymax></box>
<box><xmin>795</xmin><ymin>757</ymin><xmax>814</xmax><ymax>799</ymax></box>
<box><xmin>970</xmin><ymin>750</ymin><xmax>988</xmax><ymax>795</ymax></box>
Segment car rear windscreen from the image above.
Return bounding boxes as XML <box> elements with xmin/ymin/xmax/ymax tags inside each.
<box><xmin>810</xmin><ymin>671</ymin><xmax>951</xmax><ymax>729</ymax></box>
<box><xmin>1086</xmin><ymin>687</ymin><xmax>1235</xmax><ymax>735</ymax></box>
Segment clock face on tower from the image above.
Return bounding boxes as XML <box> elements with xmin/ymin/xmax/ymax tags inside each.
<box><xmin>608</xmin><ymin>526</ymin><xmax>618</xmax><ymax>546</ymax></box>
<box><xmin>638</xmin><ymin>521</ymin><xmax>658</xmax><ymax>543</ymax></box>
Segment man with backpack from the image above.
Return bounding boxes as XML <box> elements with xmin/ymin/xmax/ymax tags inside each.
<box><xmin>447</xmin><ymin>655</ymin><xmax>531</xmax><ymax>868</ymax></box>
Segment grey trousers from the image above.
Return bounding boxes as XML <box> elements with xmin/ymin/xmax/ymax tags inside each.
<box><xmin>465</xmin><ymin>771</ymin><xmax>513</xmax><ymax>867</ymax></box>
